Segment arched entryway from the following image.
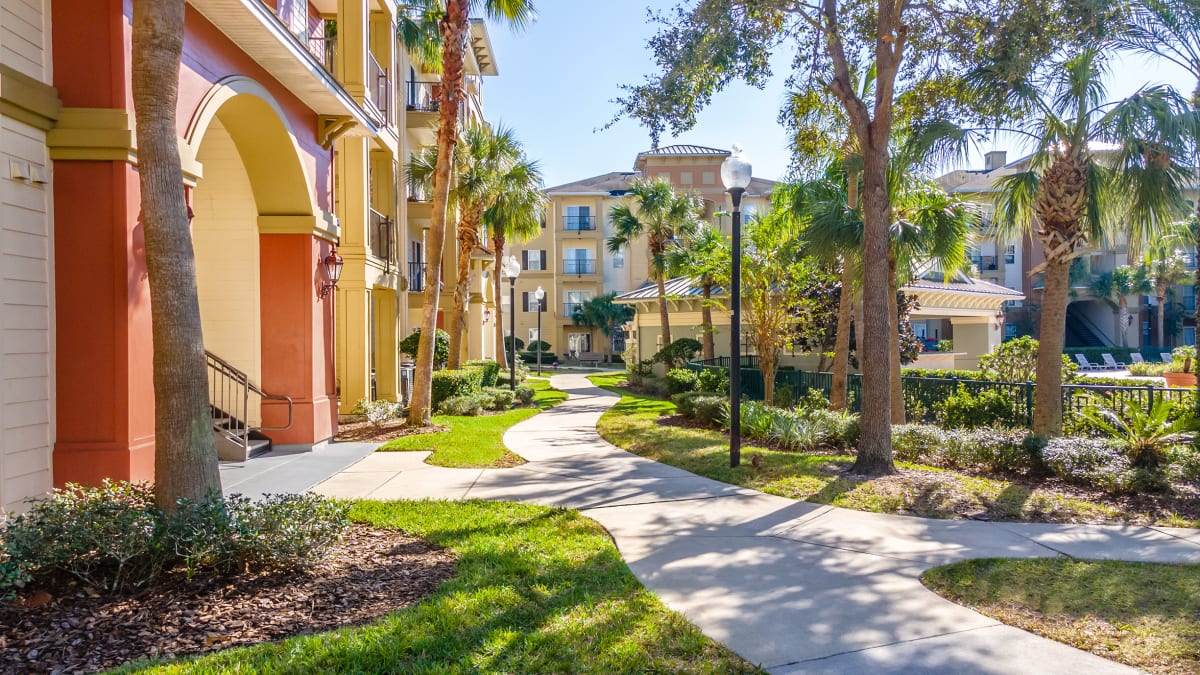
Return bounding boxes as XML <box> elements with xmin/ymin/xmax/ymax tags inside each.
<box><xmin>185</xmin><ymin>77</ymin><xmax>336</xmax><ymax>449</ymax></box>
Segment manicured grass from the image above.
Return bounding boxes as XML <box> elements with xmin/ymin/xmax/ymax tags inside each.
<box><xmin>378</xmin><ymin>378</ymin><xmax>567</xmax><ymax>468</ymax></box>
<box><xmin>923</xmin><ymin>558</ymin><xmax>1200</xmax><ymax>674</ymax></box>
<box><xmin>589</xmin><ymin>373</ymin><xmax>1148</xmax><ymax>525</ymax></box>
<box><xmin>120</xmin><ymin>500</ymin><xmax>759</xmax><ymax>674</ymax></box>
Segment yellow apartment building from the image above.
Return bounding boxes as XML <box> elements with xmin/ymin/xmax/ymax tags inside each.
<box><xmin>505</xmin><ymin>145</ymin><xmax>774</xmax><ymax>361</ymax></box>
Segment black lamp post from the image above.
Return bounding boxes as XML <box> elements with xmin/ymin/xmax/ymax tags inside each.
<box><xmin>721</xmin><ymin>145</ymin><xmax>752</xmax><ymax>468</ymax></box>
<box><xmin>535</xmin><ymin>285</ymin><xmax>545</xmax><ymax>376</ymax></box>
<box><xmin>502</xmin><ymin>255</ymin><xmax>521</xmax><ymax>391</ymax></box>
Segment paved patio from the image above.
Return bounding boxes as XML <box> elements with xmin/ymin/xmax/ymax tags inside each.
<box><xmin>245</xmin><ymin>373</ymin><xmax>1200</xmax><ymax>673</ymax></box>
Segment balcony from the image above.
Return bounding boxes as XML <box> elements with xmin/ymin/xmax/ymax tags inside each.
<box><xmin>563</xmin><ymin>215</ymin><xmax>596</xmax><ymax>232</ymax></box>
<box><xmin>188</xmin><ymin>0</ymin><xmax>375</xmax><ymax>130</ymax></box>
<box><xmin>368</xmin><ymin>209</ymin><xmax>394</xmax><ymax>269</ymax></box>
<box><xmin>406</xmin><ymin>80</ymin><xmax>439</xmax><ymax>113</ymax></box>
<box><xmin>563</xmin><ymin>302</ymin><xmax>585</xmax><ymax>316</ymax></box>
<box><xmin>409</xmin><ymin>261</ymin><xmax>427</xmax><ymax>292</ymax></box>
<box><xmin>564</xmin><ymin>259</ymin><xmax>596</xmax><ymax>275</ymax></box>
<box><xmin>366</xmin><ymin>53</ymin><xmax>391</xmax><ymax>126</ymax></box>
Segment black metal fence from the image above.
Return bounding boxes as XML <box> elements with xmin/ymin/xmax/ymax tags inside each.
<box><xmin>685</xmin><ymin>358</ymin><xmax>1194</xmax><ymax>427</ymax></box>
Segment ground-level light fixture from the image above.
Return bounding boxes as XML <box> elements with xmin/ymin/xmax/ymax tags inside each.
<box><xmin>721</xmin><ymin>144</ymin><xmax>752</xmax><ymax>469</ymax></box>
<box><xmin>321</xmin><ymin>247</ymin><xmax>344</xmax><ymax>298</ymax></box>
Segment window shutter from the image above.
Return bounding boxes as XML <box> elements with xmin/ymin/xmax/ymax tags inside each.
<box><xmin>540</xmin><ymin>296</ymin><xmax>547</xmax><ymax>311</ymax></box>
<box><xmin>522</xmin><ymin>291</ymin><xmax>529</xmax><ymax>312</ymax></box>
<box><xmin>522</xmin><ymin>250</ymin><xmax>528</xmax><ymax>269</ymax></box>
<box><xmin>540</xmin><ymin>250</ymin><xmax>547</xmax><ymax>270</ymax></box>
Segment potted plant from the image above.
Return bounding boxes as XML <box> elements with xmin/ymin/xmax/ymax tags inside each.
<box><xmin>1163</xmin><ymin>345</ymin><xmax>1197</xmax><ymax>388</ymax></box>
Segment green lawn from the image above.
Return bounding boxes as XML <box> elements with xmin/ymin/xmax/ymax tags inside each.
<box><xmin>589</xmin><ymin>373</ymin><xmax>1158</xmax><ymax>525</ymax></box>
<box><xmin>119</xmin><ymin>500</ymin><xmax>759</xmax><ymax>674</ymax></box>
<box><xmin>923</xmin><ymin>558</ymin><xmax>1200</xmax><ymax>675</ymax></box>
<box><xmin>378</xmin><ymin>378</ymin><xmax>567</xmax><ymax>468</ymax></box>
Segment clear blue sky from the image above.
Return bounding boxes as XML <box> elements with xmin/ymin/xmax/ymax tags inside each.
<box><xmin>482</xmin><ymin>3</ymin><xmax>1196</xmax><ymax>188</ymax></box>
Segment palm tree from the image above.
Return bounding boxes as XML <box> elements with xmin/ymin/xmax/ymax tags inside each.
<box><xmin>571</xmin><ymin>294</ymin><xmax>635</xmax><ymax>364</ymax></box>
<box><xmin>131</xmin><ymin>0</ymin><xmax>221</xmax><ymax>509</ymax></box>
<box><xmin>485</xmin><ymin>158</ymin><xmax>545</xmax><ymax>371</ymax></box>
<box><xmin>983</xmin><ymin>49</ymin><xmax>1193</xmax><ymax>435</ymax></box>
<box><xmin>664</xmin><ymin>224</ymin><xmax>729</xmax><ymax>360</ymax></box>
<box><xmin>1142</xmin><ymin>219</ymin><xmax>1194</xmax><ymax>347</ymax></box>
<box><xmin>607</xmin><ymin>177</ymin><xmax>702</xmax><ymax>348</ymax></box>
<box><xmin>408</xmin><ymin>124</ymin><xmax>526</xmax><ymax>369</ymax></box>
<box><xmin>1090</xmin><ymin>266</ymin><xmax>1152</xmax><ymax>347</ymax></box>
<box><xmin>404</xmin><ymin>0</ymin><xmax>535</xmax><ymax>426</ymax></box>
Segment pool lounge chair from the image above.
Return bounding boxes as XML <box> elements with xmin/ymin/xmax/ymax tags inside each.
<box><xmin>1130</xmin><ymin>353</ymin><xmax>1145</xmax><ymax>364</ymax></box>
<box><xmin>1074</xmin><ymin>353</ymin><xmax>1103</xmax><ymax>371</ymax></box>
<box><xmin>1101</xmin><ymin>353</ymin><xmax>1127</xmax><ymax>370</ymax></box>
<box><xmin>1162</xmin><ymin>352</ymin><xmax>1174</xmax><ymax>363</ymax></box>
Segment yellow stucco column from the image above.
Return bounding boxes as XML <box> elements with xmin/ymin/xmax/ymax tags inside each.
<box><xmin>337</xmin><ymin>286</ymin><xmax>371</xmax><ymax>411</ymax></box>
<box><xmin>468</xmin><ymin>292</ymin><xmax>485</xmax><ymax>361</ymax></box>
<box><xmin>949</xmin><ymin>316</ymin><xmax>1000</xmax><ymax>371</ymax></box>
<box><xmin>373</xmin><ymin>289</ymin><xmax>399</xmax><ymax>402</ymax></box>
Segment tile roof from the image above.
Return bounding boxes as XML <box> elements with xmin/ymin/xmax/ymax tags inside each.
<box><xmin>544</xmin><ymin>172</ymin><xmax>639</xmax><ymax>194</ymax></box>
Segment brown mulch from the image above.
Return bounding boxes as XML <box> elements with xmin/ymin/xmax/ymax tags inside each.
<box><xmin>0</xmin><ymin>525</ymin><xmax>457</xmax><ymax>674</ymax></box>
<box><xmin>335</xmin><ymin>420</ymin><xmax>448</xmax><ymax>442</ymax></box>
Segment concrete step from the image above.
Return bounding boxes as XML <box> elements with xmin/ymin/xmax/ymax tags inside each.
<box><xmin>215</xmin><ymin>432</ymin><xmax>271</xmax><ymax>462</ymax></box>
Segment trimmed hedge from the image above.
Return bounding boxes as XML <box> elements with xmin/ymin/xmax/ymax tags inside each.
<box><xmin>431</xmin><ymin>369</ymin><xmax>484</xmax><ymax>408</ymax></box>
<box><xmin>463</xmin><ymin>360</ymin><xmax>501</xmax><ymax>388</ymax></box>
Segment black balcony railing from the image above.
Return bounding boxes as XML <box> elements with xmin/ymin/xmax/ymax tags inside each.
<box><xmin>259</xmin><ymin>2</ymin><xmax>335</xmax><ymax>74</ymax></box>
<box><xmin>564</xmin><ymin>302</ymin><xmax>585</xmax><ymax>316</ymax></box>
<box><xmin>409</xmin><ymin>261</ymin><xmax>427</xmax><ymax>292</ymax></box>
<box><xmin>564</xmin><ymin>259</ymin><xmax>596</xmax><ymax>275</ymax></box>
<box><xmin>368</xmin><ymin>209</ymin><xmax>394</xmax><ymax>269</ymax></box>
<box><xmin>406</xmin><ymin>81</ymin><xmax>439</xmax><ymax>113</ymax></box>
<box><xmin>563</xmin><ymin>215</ymin><xmax>596</xmax><ymax>231</ymax></box>
<box><xmin>367</xmin><ymin>53</ymin><xmax>390</xmax><ymax>125</ymax></box>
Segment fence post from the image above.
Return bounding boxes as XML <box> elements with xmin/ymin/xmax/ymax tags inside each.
<box><xmin>1146</xmin><ymin>384</ymin><xmax>1155</xmax><ymax>415</ymax></box>
<box><xmin>1025</xmin><ymin>382</ymin><xmax>1034</xmax><ymax>429</ymax></box>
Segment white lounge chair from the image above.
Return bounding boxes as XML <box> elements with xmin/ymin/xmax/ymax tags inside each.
<box><xmin>1162</xmin><ymin>352</ymin><xmax>1174</xmax><ymax>363</ymax></box>
<box><xmin>1130</xmin><ymin>353</ymin><xmax>1145</xmax><ymax>364</ymax></box>
<box><xmin>1101</xmin><ymin>353</ymin><xmax>1127</xmax><ymax>370</ymax></box>
<box><xmin>1074</xmin><ymin>353</ymin><xmax>1103</xmax><ymax>371</ymax></box>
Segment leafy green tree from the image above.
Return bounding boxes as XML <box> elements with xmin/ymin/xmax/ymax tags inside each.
<box><xmin>403</xmin><ymin>0</ymin><xmax>536</xmax><ymax>426</ymax></box>
<box><xmin>571</xmin><ymin>294</ymin><xmax>636</xmax><ymax>364</ymax></box>
<box><xmin>609</xmin><ymin>0</ymin><xmax>1111</xmax><ymax>475</ymax></box>
<box><xmin>1090</xmin><ymin>266</ymin><xmax>1151</xmax><ymax>348</ymax></box>
<box><xmin>486</xmin><ymin>158</ymin><xmax>546</xmax><ymax>371</ymax></box>
<box><xmin>665</xmin><ymin>224</ymin><xmax>730</xmax><ymax>360</ymax></box>
<box><xmin>607</xmin><ymin>177</ymin><xmax>703</xmax><ymax>347</ymax></box>
<box><xmin>400</xmin><ymin>328</ymin><xmax>450</xmax><ymax>369</ymax></box>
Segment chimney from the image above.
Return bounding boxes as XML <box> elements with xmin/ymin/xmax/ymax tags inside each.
<box><xmin>984</xmin><ymin>151</ymin><xmax>1007</xmax><ymax>171</ymax></box>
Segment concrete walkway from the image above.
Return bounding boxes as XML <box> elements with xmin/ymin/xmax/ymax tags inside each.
<box><xmin>306</xmin><ymin>373</ymin><xmax>1200</xmax><ymax>674</ymax></box>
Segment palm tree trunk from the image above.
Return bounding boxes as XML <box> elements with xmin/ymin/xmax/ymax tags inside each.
<box><xmin>132</xmin><ymin>0</ymin><xmax>221</xmax><ymax>511</ymax></box>
<box><xmin>656</xmin><ymin>274</ymin><xmax>673</xmax><ymax>348</ymax></box>
<box><xmin>853</xmin><ymin>149</ymin><xmax>894</xmax><ymax>475</ymax></box>
<box><xmin>446</xmin><ymin>211</ymin><xmax>480</xmax><ymax>370</ymax></box>
<box><xmin>1034</xmin><ymin>258</ymin><xmax>1071</xmax><ymax>436</ymax></box>
<box><xmin>1156</xmin><ymin>289</ymin><xmax>1166</xmax><ymax>349</ymax></box>
<box><xmin>700</xmin><ymin>281</ymin><xmax>715</xmax><ymax>360</ymax></box>
<box><xmin>408</xmin><ymin>0</ymin><xmax>468</xmax><ymax>426</ymax></box>
<box><xmin>492</xmin><ymin>232</ymin><xmax>508</xmax><ymax>370</ymax></box>
<box><xmin>887</xmin><ymin>255</ymin><xmax>905</xmax><ymax>424</ymax></box>
<box><xmin>830</xmin><ymin>261</ymin><xmax>854</xmax><ymax>410</ymax></box>
<box><xmin>1117</xmin><ymin>297</ymin><xmax>1129</xmax><ymax>348</ymax></box>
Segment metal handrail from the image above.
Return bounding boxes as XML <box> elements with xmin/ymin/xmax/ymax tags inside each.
<box><xmin>564</xmin><ymin>259</ymin><xmax>596</xmax><ymax>275</ymax></box>
<box><xmin>406</xmin><ymin>80</ymin><xmax>439</xmax><ymax>112</ymax></box>
<box><xmin>409</xmin><ymin>261</ymin><xmax>428</xmax><ymax>292</ymax></box>
<box><xmin>369</xmin><ymin>208</ymin><xmax>394</xmax><ymax>270</ymax></box>
<box><xmin>563</xmin><ymin>215</ymin><xmax>597</xmax><ymax>231</ymax></box>
<box><xmin>367</xmin><ymin>53</ymin><xmax>390</xmax><ymax>124</ymax></box>
<box><xmin>206</xmin><ymin>350</ymin><xmax>292</xmax><ymax>456</ymax></box>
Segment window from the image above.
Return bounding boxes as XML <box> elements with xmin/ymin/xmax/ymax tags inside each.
<box><xmin>522</xmin><ymin>291</ymin><xmax>547</xmax><ymax>312</ymax></box>
<box><xmin>522</xmin><ymin>249</ymin><xmax>546</xmax><ymax>271</ymax></box>
<box><xmin>612</xmin><ymin>251</ymin><xmax>625</xmax><ymax>269</ymax></box>
<box><xmin>565</xmin><ymin>205</ymin><xmax>592</xmax><ymax>231</ymax></box>
<box><xmin>565</xmin><ymin>290</ymin><xmax>592</xmax><ymax>316</ymax></box>
<box><xmin>1005</xmin><ymin>244</ymin><xmax>1016</xmax><ymax>264</ymax></box>
<box><xmin>568</xmin><ymin>332</ymin><xmax>592</xmax><ymax>355</ymax></box>
<box><xmin>527</xmin><ymin>328</ymin><xmax>541</xmax><ymax>344</ymax></box>
<box><xmin>564</xmin><ymin>247</ymin><xmax>594</xmax><ymax>274</ymax></box>
<box><xmin>680</xmin><ymin>171</ymin><xmax>693</xmax><ymax>185</ymax></box>
<box><xmin>1184</xmin><ymin>326</ymin><xmax>1196</xmax><ymax>347</ymax></box>
<box><xmin>702</xmin><ymin>171</ymin><xmax>716</xmax><ymax>185</ymax></box>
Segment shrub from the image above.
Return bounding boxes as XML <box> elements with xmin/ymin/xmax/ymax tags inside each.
<box><xmin>771</xmin><ymin>412</ymin><xmax>826</xmax><ymax>452</ymax></box>
<box><xmin>773</xmin><ymin>383</ymin><xmax>796</xmax><ymax>409</ymax></box>
<box><xmin>936</xmin><ymin>339</ymin><xmax>954</xmax><ymax>353</ymax></box>
<box><xmin>503</xmin><ymin>336</ymin><xmax>526</xmax><ymax>352</ymax></box>
<box><xmin>1041</xmin><ymin>437</ymin><xmax>1132</xmax><ymax>493</ymax></box>
<box><xmin>464</xmin><ymin>359</ymin><xmax>501</xmax><ymax>387</ymax></box>
<box><xmin>672</xmin><ymin>391</ymin><xmax>719</xmax><ymax>418</ymax></box>
<box><xmin>437</xmin><ymin>392</ymin><xmax>493</xmax><ymax>416</ymax></box>
<box><xmin>665</xmin><ymin>368</ymin><xmax>700</xmax><ymax>395</ymax></box>
<box><xmin>399</xmin><ymin>328</ymin><xmax>450</xmax><ymax>369</ymax></box>
<box><xmin>902</xmin><ymin>368</ymin><xmax>982</xmax><ymax>380</ymax></box>
<box><xmin>431</xmin><ymin>369</ymin><xmax>484</xmax><ymax>408</ymax></box>
<box><xmin>696</xmin><ymin>367</ymin><xmax>729</xmax><ymax>395</ymax></box>
<box><xmin>891</xmin><ymin>425</ymin><xmax>952</xmax><ymax>464</ymax></box>
<box><xmin>514</xmin><ymin>385</ymin><xmax>536</xmax><ymax>405</ymax></box>
<box><xmin>838</xmin><ymin>414</ymin><xmax>861</xmax><ymax>448</ymax></box>
<box><xmin>642</xmin><ymin>376</ymin><xmax>670</xmax><ymax>398</ymax></box>
<box><xmin>935</xmin><ymin>386</ymin><xmax>1025</xmax><ymax>429</ymax></box>
<box><xmin>1167</xmin><ymin>345</ymin><xmax>1197</xmax><ymax>374</ymax></box>
<box><xmin>652</xmin><ymin>338</ymin><xmax>703</xmax><ymax>369</ymax></box>
<box><xmin>0</xmin><ymin>482</ymin><xmax>348</xmax><ymax>597</ymax></box>
<box><xmin>797</xmin><ymin>388</ymin><xmax>830</xmax><ymax>411</ymax></box>
<box><xmin>483</xmin><ymin>386</ymin><xmax>516</xmax><ymax>410</ymax></box>
<box><xmin>739</xmin><ymin>401</ymin><xmax>778</xmax><ymax>441</ymax></box>
<box><xmin>692</xmin><ymin>396</ymin><xmax>729</xmax><ymax>427</ymax></box>
<box><xmin>627</xmin><ymin>359</ymin><xmax>655</xmax><ymax>386</ymax></box>
<box><xmin>526</xmin><ymin>340</ymin><xmax>552</xmax><ymax>353</ymax></box>
<box><xmin>1079</xmin><ymin>401</ymin><xmax>1196</xmax><ymax>492</ymax></box>
<box><xmin>980</xmin><ymin>336</ymin><xmax>1078</xmax><ymax>382</ymax></box>
<box><xmin>362</xmin><ymin>399</ymin><xmax>402</xmax><ymax>426</ymax></box>
<box><xmin>891</xmin><ymin>425</ymin><xmax>1034</xmax><ymax>473</ymax></box>
<box><xmin>1128</xmin><ymin>361</ymin><xmax>1168</xmax><ymax>377</ymax></box>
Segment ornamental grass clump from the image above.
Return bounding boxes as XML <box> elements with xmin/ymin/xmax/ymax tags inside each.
<box><xmin>0</xmin><ymin>481</ymin><xmax>349</xmax><ymax>599</ymax></box>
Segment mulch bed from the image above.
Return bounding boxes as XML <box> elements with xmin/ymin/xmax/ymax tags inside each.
<box><xmin>0</xmin><ymin>524</ymin><xmax>457</xmax><ymax>674</ymax></box>
<box><xmin>335</xmin><ymin>420</ymin><xmax>448</xmax><ymax>442</ymax></box>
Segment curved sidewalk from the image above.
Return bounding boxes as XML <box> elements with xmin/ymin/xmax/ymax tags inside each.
<box><xmin>313</xmin><ymin>373</ymin><xmax>1200</xmax><ymax>674</ymax></box>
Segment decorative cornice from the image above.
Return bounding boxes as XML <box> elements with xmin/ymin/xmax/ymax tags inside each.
<box><xmin>257</xmin><ymin>211</ymin><xmax>340</xmax><ymax>242</ymax></box>
<box><xmin>47</xmin><ymin>107</ymin><xmax>204</xmax><ymax>183</ymax></box>
<box><xmin>0</xmin><ymin>64</ymin><xmax>60</xmax><ymax>131</ymax></box>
